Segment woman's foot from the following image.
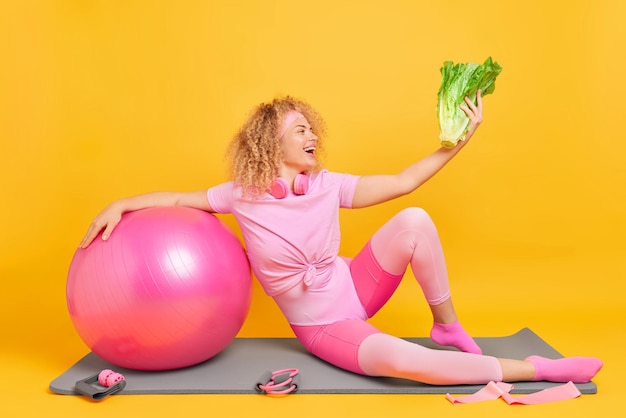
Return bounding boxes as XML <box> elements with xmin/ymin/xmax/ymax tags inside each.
<box><xmin>525</xmin><ymin>355</ymin><xmax>603</xmax><ymax>383</ymax></box>
<box><xmin>430</xmin><ymin>321</ymin><xmax>482</xmax><ymax>355</ymax></box>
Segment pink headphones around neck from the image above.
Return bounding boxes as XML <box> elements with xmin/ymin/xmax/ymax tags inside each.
<box><xmin>270</xmin><ymin>174</ymin><xmax>309</xmax><ymax>199</ymax></box>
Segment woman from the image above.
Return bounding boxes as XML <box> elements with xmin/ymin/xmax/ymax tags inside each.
<box><xmin>80</xmin><ymin>93</ymin><xmax>602</xmax><ymax>385</ymax></box>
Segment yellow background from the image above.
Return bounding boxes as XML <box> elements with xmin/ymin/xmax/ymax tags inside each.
<box><xmin>1</xmin><ymin>0</ymin><xmax>624</xmax><ymax>416</ymax></box>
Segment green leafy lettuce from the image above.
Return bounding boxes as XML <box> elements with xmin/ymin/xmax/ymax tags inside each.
<box><xmin>437</xmin><ymin>57</ymin><xmax>502</xmax><ymax>148</ymax></box>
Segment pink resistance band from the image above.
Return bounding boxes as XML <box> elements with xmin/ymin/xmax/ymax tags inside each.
<box><xmin>446</xmin><ymin>381</ymin><xmax>582</xmax><ymax>405</ymax></box>
<box><xmin>278</xmin><ymin>110</ymin><xmax>305</xmax><ymax>138</ymax></box>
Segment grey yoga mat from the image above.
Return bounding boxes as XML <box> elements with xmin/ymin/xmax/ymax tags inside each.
<box><xmin>49</xmin><ymin>328</ymin><xmax>597</xmax><ymax>396</ymax></box>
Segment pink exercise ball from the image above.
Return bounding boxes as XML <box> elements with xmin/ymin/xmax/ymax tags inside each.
<box><xmin>67</xmin><ymin>207</ymin><xmax>252</xmax><ymax>371</ymax></box>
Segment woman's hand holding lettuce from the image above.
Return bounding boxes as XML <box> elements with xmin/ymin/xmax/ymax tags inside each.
<box><xmin>437</xmin><ymin>57</ymin><xmax>502</xmax><ymax>148</ymax></box>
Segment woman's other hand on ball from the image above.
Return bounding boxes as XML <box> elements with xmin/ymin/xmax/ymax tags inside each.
<box><xmin>79</xmin><ymin>202</ymin><xmax>123</xmax><ymax>248</ymax></box>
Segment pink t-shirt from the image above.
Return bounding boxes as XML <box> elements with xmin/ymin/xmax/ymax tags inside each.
<box><xmin>207</xmin><ymin>169</ymin><xmax>358</xmax><ymax>295</ymax></box>
<box><xmin>207</xmin><ymin>170</ymin><xmax>369</xmax><ymax>325</ymax></box>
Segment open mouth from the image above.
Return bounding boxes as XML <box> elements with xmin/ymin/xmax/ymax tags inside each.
<box><xmin>304</xmin><ymin>146</ymin><xmax>316</xmax><ymax>155</ymax></box>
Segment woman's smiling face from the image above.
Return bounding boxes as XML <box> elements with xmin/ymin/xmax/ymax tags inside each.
<box><xmin>279</xmin><ymin>116</ymin><xmax>318</xmax><ymax>176</ymax></box>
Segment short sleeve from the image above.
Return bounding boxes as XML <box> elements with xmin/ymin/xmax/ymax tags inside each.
<box><xmin>322</xmin><ymin>171</ymin><xmax>359</xmax><ymax>208</ymax></box>
<box><xmin>206</xmin><ymin>181</ymin><xmax>236</xmax><ymax>214</ymax></box>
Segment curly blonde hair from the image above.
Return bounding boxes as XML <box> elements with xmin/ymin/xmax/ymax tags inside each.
<box><xmin>227</xmin><ymin>96</ymin><xmax>326</xmax><ymax>197</ymax></box>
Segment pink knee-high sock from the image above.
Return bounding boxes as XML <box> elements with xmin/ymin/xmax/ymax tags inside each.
<box><xmin>430</xmin><ymin>321</ymin><xmax>482</xmax><ymax>355</ymax></box>
<box><xmin>525</xmin><ymin>355</ymin><xmax>603</xmax><ymax>383</ymax></box>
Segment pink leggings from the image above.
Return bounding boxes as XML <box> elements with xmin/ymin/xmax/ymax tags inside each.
<box><xmin>291</xmin><ymin>208</ymin><xmax>502</xmax><ymax>385</ymax></box>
